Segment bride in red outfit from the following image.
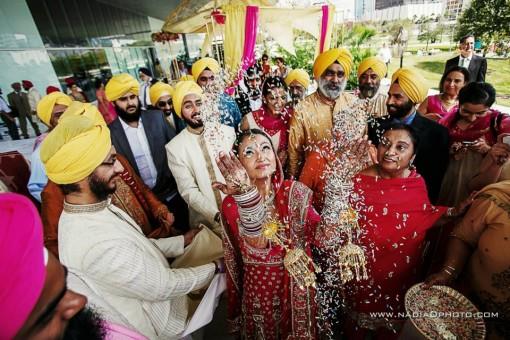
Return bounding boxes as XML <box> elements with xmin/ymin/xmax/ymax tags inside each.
<box><xmin>213</xmin><ymin>129</ymin><xmax>320</xmax><ymax>339</ymax></box>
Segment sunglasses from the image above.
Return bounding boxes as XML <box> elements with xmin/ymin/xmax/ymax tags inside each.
<box><xmin>157</xmin><ymin>99</ymin><xmax>172</xmax><ymax>108</ymax></box>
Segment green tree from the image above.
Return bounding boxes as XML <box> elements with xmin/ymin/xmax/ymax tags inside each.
<box><xmin>456</xmin><ymin>0</ymin><xmax>510</xmax><ymax>48</ymax></box>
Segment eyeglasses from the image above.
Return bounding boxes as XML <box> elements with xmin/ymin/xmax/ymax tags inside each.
<box><xmin>199</xmin><ymin>75</ymin><xmax>215</xmax><ymax>82</ymax></box>
<box><xmin>157</xmin><ymin>99</ymin><xmax>172</xmax><ymax>108</ymax></box>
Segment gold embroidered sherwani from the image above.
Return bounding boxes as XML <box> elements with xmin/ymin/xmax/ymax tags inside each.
<box><xmin>287</xmin><ymin>91</ymin><xmax>356</xmax><ymax>178</ymax></box>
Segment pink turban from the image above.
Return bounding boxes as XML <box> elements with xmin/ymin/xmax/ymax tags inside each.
<box><xmin>0</xmin><ymin>193</ymin><xmax>46</xmax><ymax>339</ymax></box>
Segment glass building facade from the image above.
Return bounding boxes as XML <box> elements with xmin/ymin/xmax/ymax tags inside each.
<box><xmin>0</xmin><ymin>0</ymin><xmax>199</xmax><ymax>102</ymax></box>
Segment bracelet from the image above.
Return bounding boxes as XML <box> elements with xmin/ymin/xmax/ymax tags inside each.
<box><xmin>446</xmin><ymin>207</ymin><xmax>456</xmax><ymax>217</ymax></box>
<box><xmin>443</xmin><ymin>267</ymin><xmax>454</xmax><ymax>276</ymax></box>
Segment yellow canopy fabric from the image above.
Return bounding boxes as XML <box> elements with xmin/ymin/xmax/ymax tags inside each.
<box><xmin>223</xmin><ymin>4</ymin><xmax>246</xmax><ymax>74</ymax></box>
<box><xmin>391</xmin><ymin>68</ymin><xmax>429</xmax><ymax>104</ymax></box>
<box><xmin>40</xmin><ymin>114</ymin><xmax>111</xmax><ymax>185</ymax></box>
<box><xmin>36</xmin><ymin>92</ymin><xmax>73</xmax><ymax>126</ymax></box>
<box><xmin>173</xmin><ymin>81</ymin><xmax>204</xmax><ymax>117</ymax></box>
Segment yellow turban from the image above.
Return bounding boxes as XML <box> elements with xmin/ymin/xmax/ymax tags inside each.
<box><xmin>61</xmin><ymin>101</ymin><xmax>106</xmax><ymax>125</ymax></box>
<box><xmin>357</xmin><ymin>56</ymin><xmax>387</xmax><ymax>80</ymax></box>
<box><xmin>173</xmin><ymin>81</ymin><xmax>203</xmax><ymax>117</ymax></box>
<box><xmin>180</xmin><ymin>75</ymin><xmax>194</xmax><ymax>81</ymax></box>
<box><xmin>191</xmin><ymin>58</ymin><xmax>221</xmax><ymax>82</ymax></box>
<box><xmin>150</xmin><ymin>82</ymin><xmax>174</xmax><ymax>106</ymax></box>
<box><xmin>285</xmin><ymin>69</ymin><xmax>311</xmax><ymax>88</ymax></box>
<box><xmin>391</xmin><ymin>68</ymin><xmax>429</xmax><ymax>104</ymax></box>
<box><xmin>313</xmin><ymin>48</ymin><xmax>353</xmax><ymax>80</ymax></box>
<box><xmin>105</xmin><ymin>73</ymin><xmax>140</xmax><ymax>102</ymax></box>
<box><xmin>40</xmin><ymin>114</ymin><xmax>111</xmax><ymax>185</ymax></box>
<box><xmin>36</xmin><ymin>92</ymin><xmax>73</xmax><ymax>126</ymax></box>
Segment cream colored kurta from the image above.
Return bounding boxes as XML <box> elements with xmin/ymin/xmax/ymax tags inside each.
<box><xmin>288</xmin><ymin>91</ymin><xmax>356</xmax><ymax>178</ymax></box>
<box><xmin>165</xmin><ymin>125</ymin><xmax>236</xmax><ymax>231</ymax></box>
<box><xmin>59</xmin><ymin>200</ymin><xmax>216</xmax><ymax>340</ymax></box>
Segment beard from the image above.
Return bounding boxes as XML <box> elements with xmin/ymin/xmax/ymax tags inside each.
<box><xmin>114</xmin><ymin>103</ymin><xmax>140</xmax><ymax>123</ymax></box>
<box><xmin>318</xmin><ymin>77</ymin><xmax>346</xmax><ymax>100</ymax></box>
<box><xmin>183</xmin><ymin>111</ymin><xmax>203</xmax><ymax>129</ymax></box>
<box><xmin>63</xmin><ymin>308</ymin><xmax>105</xmax><ymax>340</ymax></box>
<box><xmin>387</xmin><ymin>99</ymin><xmax>415</xmax><ymax>119</ymax></box>
<box><xmin>88</xmin><ymin>172</ymin><xmax>117</xmax><ymax>201</ymax></box>
<box><xmin>359</xmin><ymin>83</ymin><xmax>380</xmax><ymax>99</ymax></box>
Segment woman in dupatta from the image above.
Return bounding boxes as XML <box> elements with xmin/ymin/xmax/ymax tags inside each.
<box><xmin>214</xmin><ymin>129</ymin><xmax>319</xmax><ymax>339</ymax></box>
<box><xmin>427</xmin><ymin>180</ymin><xmax>510</xmax><ymax>339</ymax></box>
<box><xmin>340</xmin><ymin>124</ymin><xmax>472</xmax><ymax>339</ymax></box>
<box><xmin>437</xmin><ymin>82</ymin><xmax>510</xmax><ymax>206</ymax></box>
<box><xmin>240</xmin><ymin>77</ymin><xmax>292</xmax><ymax>169</ymax></box>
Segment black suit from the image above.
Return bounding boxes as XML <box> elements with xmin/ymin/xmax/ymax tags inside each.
<box><xmin>368</xmin><ymin>113</ymin><xmax>450</xmax><ymax>204</ymax></box>
<box><xmin>444</xmin><ymin>54</ymin><xmax>487</xmax><ymax>83</ymax></box>
<box><xmin>109</xmin><ymin>109</ymin><xmax>178</xmax><ymax>198</ymax></box>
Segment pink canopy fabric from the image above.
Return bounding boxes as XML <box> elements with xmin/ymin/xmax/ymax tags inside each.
<box><xmin>0</xmin><ymin>193</ymin><xmax>46</xmax><ymax>339</ymax></box>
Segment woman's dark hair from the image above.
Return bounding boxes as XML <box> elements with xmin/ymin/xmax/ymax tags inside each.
<box><xmin>458</xmin><ymin>82</ymin><xmax>496</xmax><ymax>107</ymax></box>
<box><xmin>439</xmin><ymin>66</ymin><xmax>470</xmax><ymax>92</ymax></box>
<box><xmin>383</xmin><ymin>123</ymin><xmax>420</xmax><ymax>154</ymax></box>
<box><xmin>275</xmin><ymin>57</ymin><xmax>285</xmax><ymax>64</ymax></box>
<box><xmin>94</xmin><ymin>78</ymin><xmax>104</xmax><ymax>90</ymax></box>
<box><xmin>234</xmin><ymin>128</ymin><xmax>275</xmax><ymax>155</ymax></box>
<box><xmin>261</xmin><ymin>76</ymin><xmax>287</xmax><ymax>96</ymax></box>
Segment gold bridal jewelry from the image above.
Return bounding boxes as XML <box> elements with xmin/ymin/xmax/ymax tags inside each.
<box><xmin>262</xmin><ymin>215</ymin><xmax>321</xmax><ymax>290</ymax></box>
<box><xmin>336</xmin><ymin>206</ymin><xmax>368</xmax><ymax>283</ymax></box>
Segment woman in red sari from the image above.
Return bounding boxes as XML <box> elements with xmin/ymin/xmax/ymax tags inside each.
<box><xmin>240</xmin><ymin>77</ymin><xmax>292</xmax><ymax>169</ymax></box>
<box><xmin>437</xmin><ymin>82</ymin><xmax>510</xmax><ymax>206</ymax></box>
<box><xmin>214</xmin><ymin>129</ymin><xmax>319</xmax><ymax>339</ymax></box>
<box><xmin>306</xmin><ymin>124</ymin><xmax>470</xmax><ymax>339</ymax></box>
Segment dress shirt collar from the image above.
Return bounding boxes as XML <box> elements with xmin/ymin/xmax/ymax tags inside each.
<box><xmin>393</xmin><ymin>110</ymin><xmax>417</xmax><ymax>125</ymax></box>
<box><xmin>119</xmin><ymin>116</ymin><xmax>142</xmax><ymax>131</ymax></box>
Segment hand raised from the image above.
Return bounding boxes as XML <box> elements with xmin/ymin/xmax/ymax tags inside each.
<box><xmin>213</xmin><ymin>151</ymin><xmax>252</xmax><ymax>195</ymax></box>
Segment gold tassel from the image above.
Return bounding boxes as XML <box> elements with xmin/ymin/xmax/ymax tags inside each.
<box><xmin>337</xmin><ymin>206</ymin><xmax>368</xmax><ymax>283</ymax></box>
<box><xmin>262</xmin><ymin>217</ymin><xmax>321</xmax><ymax>290</ymax></box>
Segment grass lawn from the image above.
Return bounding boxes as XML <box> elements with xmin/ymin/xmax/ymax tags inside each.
<box><xmin>387</xmin><ymin>52</ymin><xmax>510</xmax><ymax>107</ymax></box>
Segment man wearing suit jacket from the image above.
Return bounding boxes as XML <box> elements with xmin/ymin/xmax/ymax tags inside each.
<box><xmin>105</xmin><ymin>74</ymin><xmax>189</xmax><ymax>230</ymax></box>
<box><xmin>444</xmin><ymin>34</ymin><xmax>487</xmax><ymax>83</ymax></box>
<box><xmin>368</xmin><ymin>68</ymin><xmax>449</xmax><ymax>204</ymax></box>
<box><xmin>7</xmin><ymin>82</ymin><xmax>41</xmax><ymax>138</ymax></box>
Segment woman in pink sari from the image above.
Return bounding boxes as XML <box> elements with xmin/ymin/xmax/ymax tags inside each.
<box><xmin>240</xmin><ymin>77</ymin><xmax>292</xmax><ymax>169</ymax></box>
<box><xmin>437</xmin><ymin>82</ymin><xmax>510</xmax><ymax>206</ymax></box>
<box><xmin>214</xmin><ymin>129</ymin><xmax>319</xmax><ymax>339</ymax></box>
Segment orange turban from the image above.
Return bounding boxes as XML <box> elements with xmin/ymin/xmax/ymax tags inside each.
<box><xmin>357</xmin><ymin>56</ymin><xmax>387</xmax><ymax>80</ymax></box>
<box><xmin>285</xmin><ymin>69</ymin><xmax>311</xmax><ymax>88</ymax></box>
<box><xmin>36</xmin><ymin>92</ymin><xmax>73</xmax><ymax>126</ymax></box>
<box><xmin>191</xmin><ymin>58</ymin><xmax>221</xmax><ymax>82</ymax></box>
<box><xmin>173</xmin><ymin>81</ymin><xmax>203</xmax><ymax>117</ymax></box>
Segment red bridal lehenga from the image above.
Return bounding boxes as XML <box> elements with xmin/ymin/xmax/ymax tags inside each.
<box><xmin>221</xmin><ymin>179</ymin><xmax>320</xmax><ymax>340</ymax></box>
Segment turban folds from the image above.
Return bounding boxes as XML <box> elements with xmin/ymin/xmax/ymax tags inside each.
<box><xmin>22</xmin><ymin>80</ymin><xmax>33</xmax><ymax>88</ymax></box>
<box><xmin>62</xmin><ymin>101</ymin><xmax>106</xmax><ymax>125</ymax></box>
<box><xmin>105</xmin><ymin>73</ymin><xmax>140</xmax><ymax>102</ymax></box>
<box><xmin>357</xmin><ymin>56</ymin><xmax>387</xmax><ymax>80</ymax></box>
<box><xmin>173</xmin><ymin>81</ymin><xmax>203</xmax><ymax>117</ymax></box>
<box><xmin>313</xmin><ymin>48</ymin><xmax>353</xmax><ymax>80</ymax></box>
<box><xmin>36</xmin><ymin>92</ymin><xmax>73</xmax><ymax>126</ymax></box>
<box><xmin>41</xmin><ymin>112</ymin><xmax>111</xmax><ymax>184</ymax></box>
<box><xmin>391</xmin><ymin>68</ymin><xmax>429</xmax><ymax>104</ymax></box>
<box><xmin>285</xmin><ymin>69</ymin><xmax>311</xmax><ymax>88</ymax></box>
<box><xmin>0</xmin><ymin>193</ymin><xmax>46</xmax><ymax>339</ymax></box>
<box><xmin>191</xmin><ymin>58</ymin><xmax>221</xmax><ymax>82</ymax></box>
<box><xmin>180</xmin><ymin>75</ymin><xmax>194</xmax><ymax>81</ymax></box>
<box><xmin>150</xmin><ymin>82</ymin><xmax>174</xmax><ymax>106</ymax></box>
